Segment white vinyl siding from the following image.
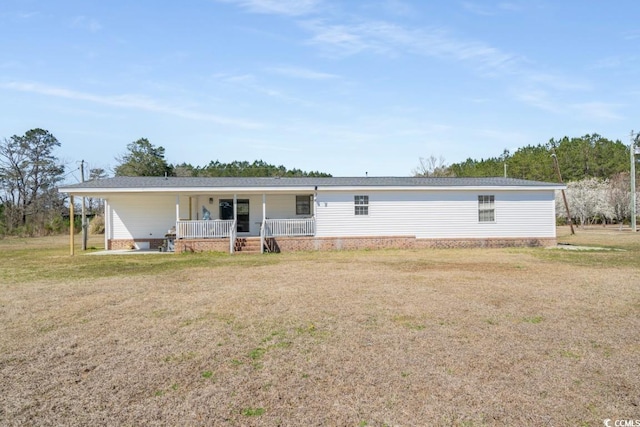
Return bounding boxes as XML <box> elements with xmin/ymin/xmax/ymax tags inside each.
<box><xmin>315</xmin><ymin>190</ymin><xmax>557</xmax><ymax>239</ymax></box>
<box><xmin>108</xmin><ymin>194</ymin><xmax>189</xmax><ymax>240</ymax></box>
<box><xmin>105</xmin><ymin>189</ymin><xmax>557</xmax><ymax>242</ymax></box>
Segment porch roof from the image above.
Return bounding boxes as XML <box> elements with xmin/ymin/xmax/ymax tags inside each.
<box><xmin>58</xmin><ymin>176</ymin><xmax>564</xmax><ymax>195</ymax></box>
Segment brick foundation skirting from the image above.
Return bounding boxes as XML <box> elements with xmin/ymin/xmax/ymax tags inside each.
<box><xmin>108</xmin><ymin>239</ymin><xmax>165</xmax><ymax>250</ymax></box>
<box><xmin>174</xmin><ymin>239</ymin><xmax>231</xmax><ymax>253</ymax></box>
<box><xmin>269</xmin><ymin>235</ymin><xmax>556</xmax><ymax>252</ymax></box>
<box><xmin>109</xmin><ymin>236</ymin><xmax>557</xmax><ymax>253</ymax></box>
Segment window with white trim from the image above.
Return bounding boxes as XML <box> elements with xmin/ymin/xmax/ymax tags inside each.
<box><xmin>296</xmin><ymin>195</ymin><xmax>311</xmax><ymax>215</ymax></box>
<box><xmin>354</xmin><ymin>195</ymin><xmax>369</xmax><ymax>216</ymax></box>
<box><xmin>478</xmin><ymin>195</ymin><xmax>495</xmax><ymax>222</ymax></box>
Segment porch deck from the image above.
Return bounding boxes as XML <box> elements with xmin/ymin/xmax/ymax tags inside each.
<box><xmin>175</xmin><ymin>218</ymin><xmax>315</xmax><ymax>253</ymax></box>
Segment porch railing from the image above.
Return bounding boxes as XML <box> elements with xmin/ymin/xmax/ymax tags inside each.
<box><xmin>263</xmin><ymin>218</ymin><xmax>315</xmax><ymax>237</ymax></box>
<box><xmin>176</xmin><ymin>218</ymin><xmax>313</xmax><ymax>254</ymax></box>
<box><xmin>176</xmin><ymin>219</ymin><xmax>235</xmax><ymax>239</ymax></box>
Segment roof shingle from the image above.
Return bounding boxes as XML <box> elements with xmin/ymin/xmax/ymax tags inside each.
<box><xmin>59</xmin><ymin>176</ymin><xmax>563</xmax><ymax>192</ymax></box>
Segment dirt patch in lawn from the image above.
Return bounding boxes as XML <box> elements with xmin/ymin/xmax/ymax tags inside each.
<box><xmin>1</xmin><ymin>231</ymin><xmax>639</xmax><ymax>426</ymax></box>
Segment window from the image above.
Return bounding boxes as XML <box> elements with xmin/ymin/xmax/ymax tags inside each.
<box><xmin>296</xmin><ymin>195</ymin><xmax>311</xmax><ymax>216</ymax></box>
<box><xmin>478</xmin><ymin>195</ymin><xmax>495</xmax><ymax>222</ymax></box>
<box><xmin>354</xmin><ymin>195</ymin><xmax>369</xmax><ymax>216</ymax></box>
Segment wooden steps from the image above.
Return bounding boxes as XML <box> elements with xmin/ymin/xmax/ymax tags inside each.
<box><xmin>234</xmin><ymin>237</ymin><xmax>263</xmax><ymax>254</ymax></box>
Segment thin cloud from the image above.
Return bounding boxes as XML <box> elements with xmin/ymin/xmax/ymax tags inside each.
<box><xmin>591</xmin><ymin>56</ymin><xmax>623</xmax><ymax>70</ymax></box>
<box><xmin>304</xmin><ymin>19</ymin><xmax>520</xmax><ymax>74</ymax></box>
<box><xmin>526</xmin><ymin>72</ymin><xmax>591</xmax><ymax>91</ymax></box>
<box><xmin>570</xmin><ymin>102</ymin><xmax>624</xmax><ymax>121</ymax></box>
<box><xmin>462</xmin><ymin>1</ymin><xmax>525</xmax><ymax>15</ymax></box>
<box><xmin>513</xmin><ymin>88</ymin><xmax>562</xmax><ymax>113</ymax></box>
<box><xmin>303</xmin><ymin>21</ymin><xmax>376</xmax><ymax>56</ymax></box>
<box><xmin>216</xmin><ymin>0</ymin><xmax>321</xmax><ymax>16</ymax></box>
<box><xmin>1</xmin><ymin>81</ymin><xmax>263</xmax><ymax>128</ymax></box>
<box><xmin>14</xmin><ymin>11</ymin><xmax>40</xmax><ymax>19</ymax></box>
<box><xmin>514</xmin><ymin>87</ymin><xmax>624</xmax><ymax>120</ymax></box>
<box><xmin>498</xmin><ymin>2</ymin><xmax>525</xmax><ymax>12</ymax></box>
<box><xmin>365</xmin><ymin>0</ymin><xmax>416</xmax><ymax>17</ymax></box>
<box><xmin>267</xmin><ymin>66</ymin><xmax>339</xmax><ymax>80</ymax></box>
<box><xmin>461</xmin><ymin>2</ymin><xmax>495</xmax><ymax>16</ymax></box>
<box><xmin>214</xmin><ymin>73</ymin><xmax>317</xmax><ymax>106</ymax></box>
<box><xmin>71</xmin><ymin>16</ymin><xmax>102</xmax><ymax>32</ymax></box>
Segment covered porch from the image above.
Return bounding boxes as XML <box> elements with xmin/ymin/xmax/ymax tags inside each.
<box><xmin>173</xmin><ymin>193</ymin><xmax>316</xmax><ymax>253</ymax></box>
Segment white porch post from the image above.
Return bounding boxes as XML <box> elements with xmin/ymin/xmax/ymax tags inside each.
<box><xmin>175</xmin><ymin>195</ymin><xmax>180</xmax><ymax>239</ymax></box>
<box><xmin>233</xmin><ymin>194</ymin><xmax>237</xmax><ymax>225</ymax></box>
<box><xmin>261</xmin><ymin>194</ymin><xmax>266</xmax><ymax>253</ymax></box>
<box><xmin>232</xmin><ymin>194</ymin><xmax>238</xmax><ymax>254</ymax></box>
<box><xmin>311</xmin><ymin>185</ymin><xmax>318</xmax><ymax>237</ymax></box>
<box><xmin>69</xmin><ymin>195</ymin><xmax>75</xmax><ymax>256</ymax></box>
<box><xmin>313</xmin><ymin>186</ymin><xmax>317</xmax><ymax>219</ymax></box>
<box><xmin>104</xmin><ymin>199</ymin><xmax>109</xmax><ymax>251</ymax></box>
<box><xmin>313</xmin><ymin>186</ymin><xmax>318</xmax><ymax>235</ymax></box>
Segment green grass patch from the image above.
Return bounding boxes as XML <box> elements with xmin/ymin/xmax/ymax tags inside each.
<box><xmin>522</xmin><ymin>316</ymin><xmax>544</xmax><ymax>324</ymax></box>
<box><xmin>560</xmin><ymin>350</ymin><xmax>581</xmax><ymax>359</ymax></box>
<box><xmin>0</xmin><ymin>236</ymin><xmax>282</xmax><ymax>285</ymax></box>
<box><xmin>392</xmin><ymin>315</ymin><xmax>426</xmax><ymax>330</ymax></box>
<box><xmin>249</xmin><ymin>347</ymin><xmax>267</xmax><ymax>360</ymax></box>
<box><xmin>241</xmin><ymin>407</ymin><xmax>265</xmax><ymax>416</ymax></box>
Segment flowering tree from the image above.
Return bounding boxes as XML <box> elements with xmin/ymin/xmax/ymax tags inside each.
<box><xmin>557</xmin><ymin>178</ymin><xmax>611</xmax><ymax>226</ymax></box>
<box><xmin>556</xmin><ymin>175</ymin><xmax>638</xmax><ymax>226</ymax></box>
<box><xmin>607</xmin><ymin>172</ymin><xmax>631</xmax><ymax>228</ymax></box>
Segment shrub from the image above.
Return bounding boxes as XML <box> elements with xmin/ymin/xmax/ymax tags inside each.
<box><xmin>89</xmin><ymin>215</ymin><xmax>105</xmax><ymax>235</ymax></box>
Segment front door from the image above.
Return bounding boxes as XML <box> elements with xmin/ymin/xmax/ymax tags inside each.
<box><xmin>219</xmin><ymin>199</ymin><xmax>250</xmax><ymax>233</ymax></box>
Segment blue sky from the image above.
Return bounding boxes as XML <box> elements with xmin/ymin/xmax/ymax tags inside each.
<box><xmin>1</xmin><ymin>1</ymin><xmax>639</xmax><ymax>180</ymax></box>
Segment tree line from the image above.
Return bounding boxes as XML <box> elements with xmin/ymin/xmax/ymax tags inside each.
<box><xmin>416</xmin><ymin>134</ymin><xmax>630</xmax><ymax>182</ymax></box>
<box><xmin>115</xmin><ymin>138</ymin><xmax>331</xmax><ymax>178</ymax></box>
<box><xmin>1</xmin><ymin>129</ymin><xmax>637</xmax><ymax>236</ymax></box>
<box><xmin>414</xmin><ymin>133</ymin><xmax>638</xmax><ymax>226</ymax></box>
<box><xmin>0</xmin><ymin>132</ymin><xmax>329</xmax><ymax>236</ymax></box>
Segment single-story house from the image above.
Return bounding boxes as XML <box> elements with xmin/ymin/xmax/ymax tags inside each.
<box><xmin>58</xmin><ymin>176</ymin><xmax>565</xmax><ymax>254</ymax></box>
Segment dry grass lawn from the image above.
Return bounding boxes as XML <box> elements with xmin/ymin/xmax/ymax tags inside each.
<box><xmin>1</xmin><ymin>227</ymin><xmax>639</xmax><ymax>426</ymax></box>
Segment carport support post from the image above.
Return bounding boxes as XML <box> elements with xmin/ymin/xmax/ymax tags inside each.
<box><xmin>261</xmin><ymin>194</ymin><xmax>266</xmax><ymax>254</ymax></box>
<box><xmin>631</xmin><ymin>132</ymin><xmax>637</xmax><ymax>232</ymax></box>
<box><xmin>69</xmin><ymin>195</ymin><xmax>75</xmax><ymax>256</ymax></box>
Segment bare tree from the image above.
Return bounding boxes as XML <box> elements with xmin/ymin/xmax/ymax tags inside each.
<box><xmin>413</xmin><ymin>155</ymin><xmax>453</xmax><ymax>177</ymax></box>
<box><xmin>86</xmin><ymin>167</ymin><xmax>109</xmax><ymax>215</ymax></box>
<box><xmin>0</xmin><ymin>129</ymin><xmax>65</xmax><ymax>234</ymax></box>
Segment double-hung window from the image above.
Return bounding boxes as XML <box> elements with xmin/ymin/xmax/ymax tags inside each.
<box><xmin>478</xmin><ymin>195</ymin><xmax>495</xmax><ymax>222</ymax></box>
<box><xmin>296</xmin><ymin>195</ymin><xmax>311</xmax><ymax>216</ymax></box>
<box><xmin>354</xmin><ymin>195</ymin><xmax>369</xmax><ymax>216</ymax></box>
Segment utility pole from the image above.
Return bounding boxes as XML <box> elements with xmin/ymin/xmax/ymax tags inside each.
<box><xmin>551</xmin><ymin>153</ymin><xmax>575</xmax><ymax>235</ymax></box>
<box><xmin>80</xmin><ymin>160</ymin><xmax>88</xmax><ymax>250</ymax></box>
<box><xmin>631</xmin><ymin>131</ymin><xmax>638</xmax><ymax>233</ymax></box>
